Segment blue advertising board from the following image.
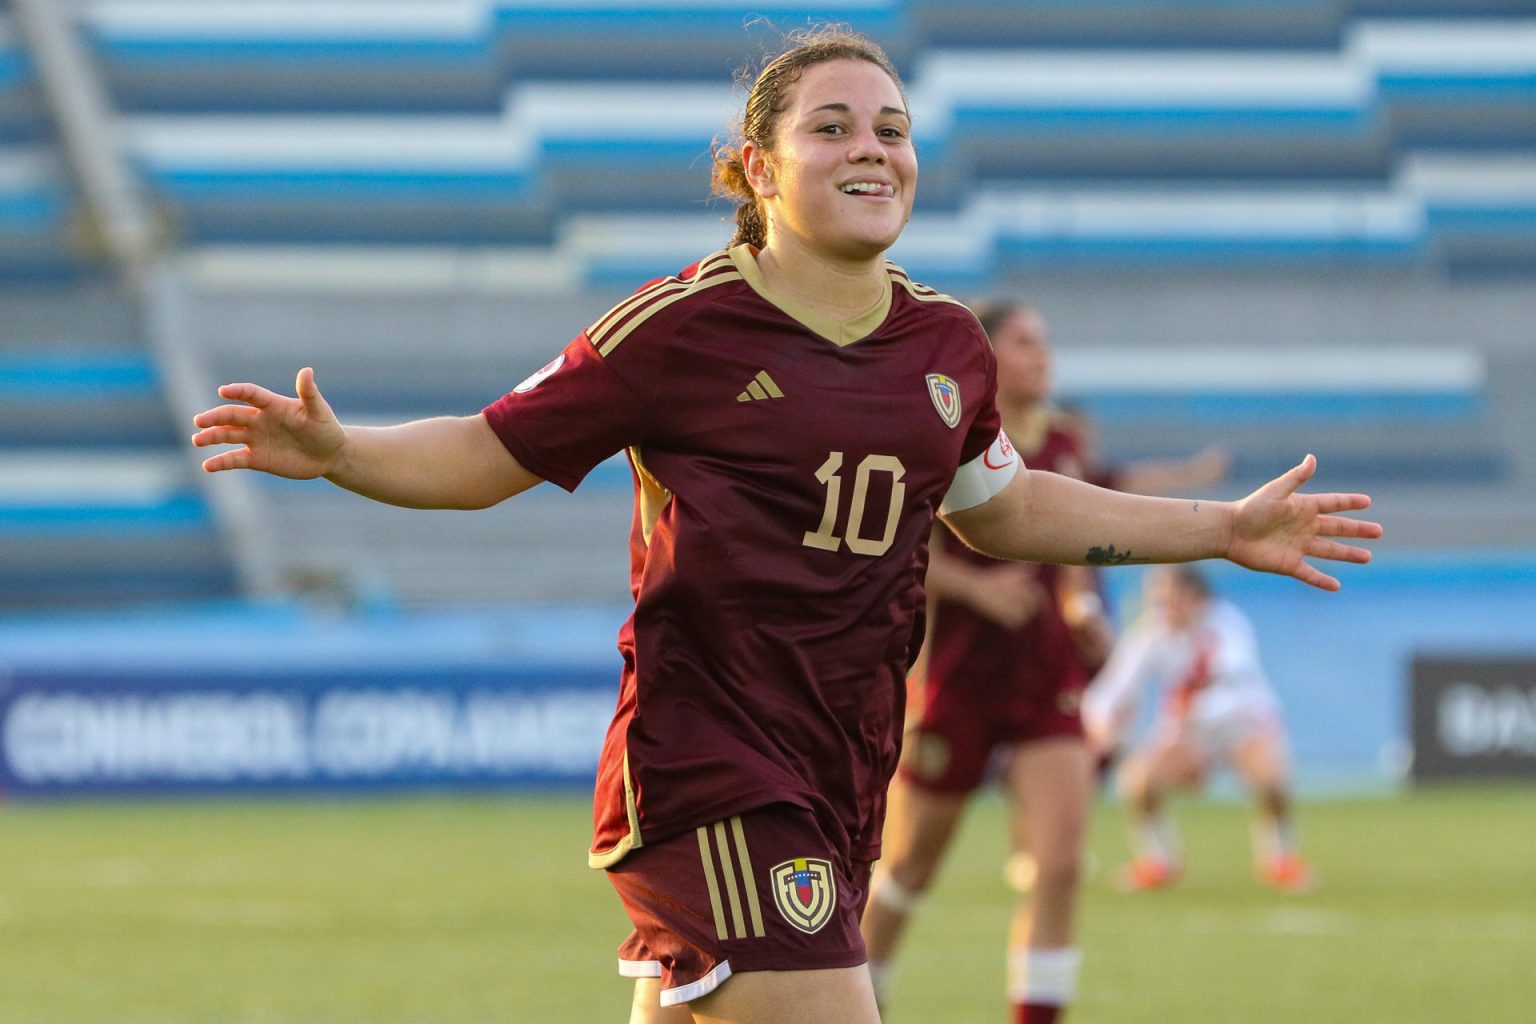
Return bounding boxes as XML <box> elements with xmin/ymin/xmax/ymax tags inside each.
<box><xmin>0</xmin><ymin>665</ymin><xmax>614</xmax><ymax>797</ymax></box>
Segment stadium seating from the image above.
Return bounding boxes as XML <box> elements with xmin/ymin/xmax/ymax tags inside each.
<box><xmin>0</xmin><ymin>6</ymin><xmax>234</xmax><ymax>607</ymax></box>
<box><xmin>81</xmin><ymin>9</ymin><xmax>1536</xmax><ymax>276</ymax></box>
<box><xmin>0</xmin><ymin>0</ymin><xmax>1532</xmax><ymax>608</ymax></box>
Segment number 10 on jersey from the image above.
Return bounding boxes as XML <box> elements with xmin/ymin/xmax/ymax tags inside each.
<box><xmin>801</xmin><ymin>451</ymin><xmax>907</xmax><ymax>557</ymax></box>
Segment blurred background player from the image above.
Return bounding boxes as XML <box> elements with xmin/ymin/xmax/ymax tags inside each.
<box><xmin>1083</xmin><ymin>564</ymin><xmax>1312</xmax><ymax>892</ymax></box>
<box><xmin>861</xmin><ymin>300</ymin><xmax>1115</xmax><ymax>1024</ymax></box>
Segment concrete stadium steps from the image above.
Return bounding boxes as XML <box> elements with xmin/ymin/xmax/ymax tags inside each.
<box><xmin>0</xmin><ymin>17</ymin><xmax>96</xmax><ymax>281</ymax></box>
<box><xmin>165</xmin><ymin>262</ymin><xmax>1536</xmax><ymax>605</ymax></box>
<box><xmin>0</xmin><ymin>144</ymin><xmax>81</xmax><ymax>281</ymax></box>
<box><xmin>0</xmin><ymin>449</ymin><xmax>237</xmax><ymax>607</ymax></box>
<box><xmin>112</xmin><ymin>86</ymin><xmax>1536</xmax><ymax>273</ymax></box>
<box><xmin>1044</xmin><ymin>344</ymin><xmax>1507</xmax><ymax>488</ymax></box>
<box><xmin>0</xmin><ymin>344</ymin><xmax>180</xmax><ymax>447</ymax></box>
<box><xmin>0</xmin><ymin>13</ymin><xmax>48</xmax><ymax>142</ymax></box>
<box><xmin>79</xmin><ymin>1</ymin><xmax>1536</xmax><ymax>115</ymax></box>
<box><xmin>0</xmin><ymin>283</ymin><xmax>237</xmax><ymax>608</ymax></box>
<box><xmin>80</xmin><ymin>5</ymin><xmax>1536</xmax><ymax>271</ymax></box>
<box><xmin>253</xmin><ymin>470</ymin><xmax>634</xmax><ymax>607</ymax></box>
<box><xmin>143</xmin><ymin>148</ymin><xmax>1536</xmax><ymax>288</ymax></box>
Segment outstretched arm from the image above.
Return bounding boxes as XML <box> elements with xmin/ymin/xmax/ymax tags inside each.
<box><xmin>943</xmin><ymin>454</ymin><xmax>1379</xmax><ymax>591</ymax></box>
<box><xmin>191</xmin><ymin>367</ymin><xmax>542</xmax><ymax>510</ymax></box>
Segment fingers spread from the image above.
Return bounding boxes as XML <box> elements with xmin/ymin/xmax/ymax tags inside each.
<box><xmin>1315</xmin><ymin>514</ymin><xmax>1383</xmax><ymax>539</ymax></box>
<box><xmin>1292</xmin><ymin>561</ymin><xmax>1341</xmax><ymax>592</ymax></box>
<box><xmin>201</xmin><ymin>448</ymin><xmax>250</xmax><ymax>473</ymax></box>
<box><xmin>1306</xmin><ymin>538</ymin><xmax>1373</xmax><ymax>564</ymax></box>
<box><xmin>192</xmin><ymin>404</ymin><xmax>259</xmax><ymax>429</ymax></box>
<box><xmin>191</xmin><ymin>425</ymin><xmax>248</xmax><ymax>448</ymax></box>
<box><xmin>216</xmin><ymin>383</ymin><xmax>275</xmax><ymax>408</ymax></box>
<box><xmin>1310</xmin><ymin>492</ymin><xmax>1373</xmax><ymax>515</ymax></box>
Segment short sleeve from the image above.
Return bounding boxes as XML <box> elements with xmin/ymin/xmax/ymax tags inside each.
<box><xmin>482</xmin><ymin>333</ymin><xmax>647</xmax><ymax>492</ymax></box>
<box><xmin>958</xmin><ymin>335</ymin><xmax>1002</xmax><ymax>466</ymax></box>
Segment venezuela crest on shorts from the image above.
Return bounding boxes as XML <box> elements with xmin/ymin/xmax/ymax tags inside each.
<box><xmin>770</xmin><ymin>857</ymin><xmax>837</xmax><ymax>934</ymax></box>
<box><xmin>925</xmin><ymin>373</ymin><xmax>961</xmax><ymax>428</ymax></box>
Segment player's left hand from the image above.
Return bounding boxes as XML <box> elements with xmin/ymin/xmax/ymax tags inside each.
<box><xmin>1225</xmin><ymin>454</ymin><xmax>1381</xmax><ymax>591</ymax></box>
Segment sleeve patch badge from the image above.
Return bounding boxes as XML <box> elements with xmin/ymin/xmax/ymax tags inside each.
<box><xmin>512</xmin><ymin>353</ymin><xmax>566</xmax><ymax>394</ymax></box>
<box><xmin>925</xmin><ymin>373</ymin><xmax>961</xmax><ymax>429</ymax></box>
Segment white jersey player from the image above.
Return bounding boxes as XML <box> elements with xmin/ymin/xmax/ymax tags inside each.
<box><xmin>1083</xmin><ymin>565</ymin><xmax>1312</xmax><ymax>891</ymax></box>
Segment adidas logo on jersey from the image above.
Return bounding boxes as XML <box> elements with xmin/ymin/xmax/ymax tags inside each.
<box><xmin>737</xmin><ymin>370</ymin><xmax>785</xmax><ymax>403</ymax></box>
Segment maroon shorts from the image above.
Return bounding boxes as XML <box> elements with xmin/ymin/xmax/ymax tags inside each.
<box><xmin>900</xmin><ymin>673</ymin><xmax>1087</xmax><ymax>794</ymax></box>
<box><xmin>608</xmin><ymin>802</ymin><xmax>872</xmax><ymax>1007</ymax></box>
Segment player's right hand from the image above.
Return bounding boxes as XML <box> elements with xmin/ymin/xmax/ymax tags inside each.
<box><xmin>191</xmin><ymin>367</ymin><xmax>346</xmax><ymax>479</ymax></box>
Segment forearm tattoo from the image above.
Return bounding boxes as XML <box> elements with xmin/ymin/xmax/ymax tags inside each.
<box><xmin>1086</xmin><ymin>544</ymin><xmax>1150</xmax><ymax>566</ymax></box>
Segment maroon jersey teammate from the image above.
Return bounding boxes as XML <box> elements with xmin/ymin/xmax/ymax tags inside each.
<box><xmin>191</xmin><ymin>27</ymin><xmax>1380</xmax><ymax>1024</ymax></box>
<box><xmin>863</xmin><ymin>303</ymin><xmax>1113</xmax><ymax>1024</ymax></box>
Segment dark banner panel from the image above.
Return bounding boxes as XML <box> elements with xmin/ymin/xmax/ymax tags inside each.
<box><xmin>0</xmin><ymin>666</ymin><xmax>614</xmax><ymax>797</ymax></box>
<box><xmin>1410</xmin><ymin>657</ymin><xmax>1536</xmax><ymax>782</ymax></box>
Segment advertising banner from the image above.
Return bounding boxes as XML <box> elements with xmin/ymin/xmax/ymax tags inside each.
<box><xmin>0</xmin><ymin>666</ymin><xmax>614</xmax><ymax>797</ymax></box>
<box><xmin>1410</xmin><ymin>657</ymin><xmax>1536</xmax><ymax>781</ymax></box>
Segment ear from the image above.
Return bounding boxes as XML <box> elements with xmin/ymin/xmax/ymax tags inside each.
<box><xmin>742</xmin><ymin>140</ymin><xmax>779</xmax><ymax>199</ymax></box>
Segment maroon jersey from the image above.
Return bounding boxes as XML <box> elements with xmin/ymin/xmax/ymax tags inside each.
<box><xmin>483</xmin><ymin>245</ymin><xmax>1001</xmax><ymax>866</ymax></box>
<box><xmin>920</xmin><ymin>410</ymin><xmax>1090</xmax><ymax>721</ymax></box>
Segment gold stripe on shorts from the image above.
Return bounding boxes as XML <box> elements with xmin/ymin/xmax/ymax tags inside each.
<box><xmin>696</xmin><ymin>826</ymin><xmax>730</xmax><ymax>941</ymax></box>
<box><xmin>696</xmin><ymin>815</ymin><xmax>767</xmax><ymax>940</ymax></box>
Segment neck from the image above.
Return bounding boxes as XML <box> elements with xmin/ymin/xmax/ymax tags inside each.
<box><xmin>998</xmin><ymin>395</ymin><xmax>1044</xmax><ymax>432</ymax></box>
<box><xmin>998</xmin><ymin>397</ymin><xmax>1051</xmax><ymax>455</ymax></box>
<box><xmin>755</xmin><ymin>237</ymin><xmax>888</xmax><ymax>321</ymax></box>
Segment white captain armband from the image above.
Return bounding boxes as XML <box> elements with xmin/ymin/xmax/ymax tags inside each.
<box><xmin>940</xmin><ymin>430</ymin><xmax>1020</xmax><ymax>515</ymax></box>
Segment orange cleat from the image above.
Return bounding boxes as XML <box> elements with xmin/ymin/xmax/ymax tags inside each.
<box><xmin>1118</xmin><ymin>857</ymin><xmax>1181</xmax><ymax>891</ymax></box>
<box><xmin>1258</xmin><ymin>854</ymin><xmax>1315</xmax><ymax>892</ymax></box>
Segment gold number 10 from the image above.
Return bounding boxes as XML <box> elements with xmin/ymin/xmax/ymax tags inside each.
<box><xmin>801</xmin><ymin>451</ymin><xmax>907</xmax><ymax>557</ymax></box>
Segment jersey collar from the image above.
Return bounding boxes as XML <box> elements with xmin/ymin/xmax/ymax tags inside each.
<box><xmin>728</xmin><ymin>243</ymin><xmax>893</xmax><ymax>347</ymax></box>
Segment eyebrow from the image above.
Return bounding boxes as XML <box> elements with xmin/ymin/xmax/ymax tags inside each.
<box><xmin>808</xmin><ymin>102</ymin><xmax>911</xmax><ymax>120</ymax></box>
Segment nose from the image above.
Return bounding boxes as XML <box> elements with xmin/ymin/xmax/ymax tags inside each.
<box><xmin>848</xmin><ymin>125</ymin><xmax>886</xmax><ymax>164</ymax></box>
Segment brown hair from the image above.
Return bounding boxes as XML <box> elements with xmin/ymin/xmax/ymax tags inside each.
<box><xmin>711</xmin><ymin>26</ymin><xmax>906</xmax><ymax>250</ymax></box>
<box><xmin>969</xmin><ymin>299</ymin><xmax>1038</xmax><ymax>345</ymax></box>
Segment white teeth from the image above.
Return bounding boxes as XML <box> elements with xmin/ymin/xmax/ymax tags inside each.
<box><xmin>841</xmin><ymin>182</ymin><xmax>885</xmax><ymax>195</ymax></box>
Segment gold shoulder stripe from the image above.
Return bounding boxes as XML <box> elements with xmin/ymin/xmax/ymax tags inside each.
<box><xmin>586</xmin><ymin>249</ymin><xmax>734</xmax><ymax>342</ymax></box>
<box><xmin>588</xmin><ymin>252</ymin><xmax>738</xmax><ymax>354</ymax></box>
<box><xmin>592</xmin><ymin>267</ymin><xmax>743</xmax><ymax>359</ymax></box>
<box><xmin>888</xmin><ymin>266</ymin><xmax>968</xmax><ymax>308</ymax></box>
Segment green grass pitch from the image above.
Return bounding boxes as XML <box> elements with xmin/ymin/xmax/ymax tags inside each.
<box><xmin>1</xmin><ymin>785</ymin><xmax>1530</xmax><ymax>1023</ymax></box>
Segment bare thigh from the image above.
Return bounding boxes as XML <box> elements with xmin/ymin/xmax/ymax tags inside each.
<box><xmin>689</xmin><ymin>965</ymin><xmax>880</xmax><ymax>1024</ymax></box>
<box><xmin>630</xmin><ymin>978</ymin><xmax>698</xmax><ymax>1024</ymax></box>
<box><xmin>1228</xmin><ymin>725</ymin><xmax>1292</xmax><ymax>794</ymax></box>
<box><xmin>1122</xmin><ymin>733</ymin><xmax>1206</xmax><ymax>797</ymax></box>
<box><xmin>878</xmin><ymin>775</ymin><xmax>969</xmax><ymax>889</ymax></box>
<box><xmin>1004</xmin><ymin>737</ymin><xmax>1093</xmax><ymax>868</ymax></box>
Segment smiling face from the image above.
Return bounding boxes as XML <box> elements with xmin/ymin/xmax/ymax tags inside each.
<box><xmin>743</xmin><ymin>58</ymin><xmax>917</xmax><ymax>264</ymax></box>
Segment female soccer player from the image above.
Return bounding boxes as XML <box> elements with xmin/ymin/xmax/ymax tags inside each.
<box><xmin>1084</xmin><ymin>564</ymin><xmax>1313</xmax><ymax>892</ymax></box>
<box><xmin>861</xmin><ymin>301</ymin><xmax>1111</xmax><ymax>1024</ymax></box>
<box><xmin>190</xmin><ymin>26</ymin><xmax>1378</xmax><ymax>1024</ymax></box>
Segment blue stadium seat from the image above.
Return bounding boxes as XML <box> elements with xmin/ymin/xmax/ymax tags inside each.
<box><xmin>0</xmin><ymin>332</ymin><xmax>239</xmax><ymax>607</ymax></box>
<box><xmin>90</xmin><ymin>12</ymin><xmax>1535</xmax><ymax>273</ymax></box>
